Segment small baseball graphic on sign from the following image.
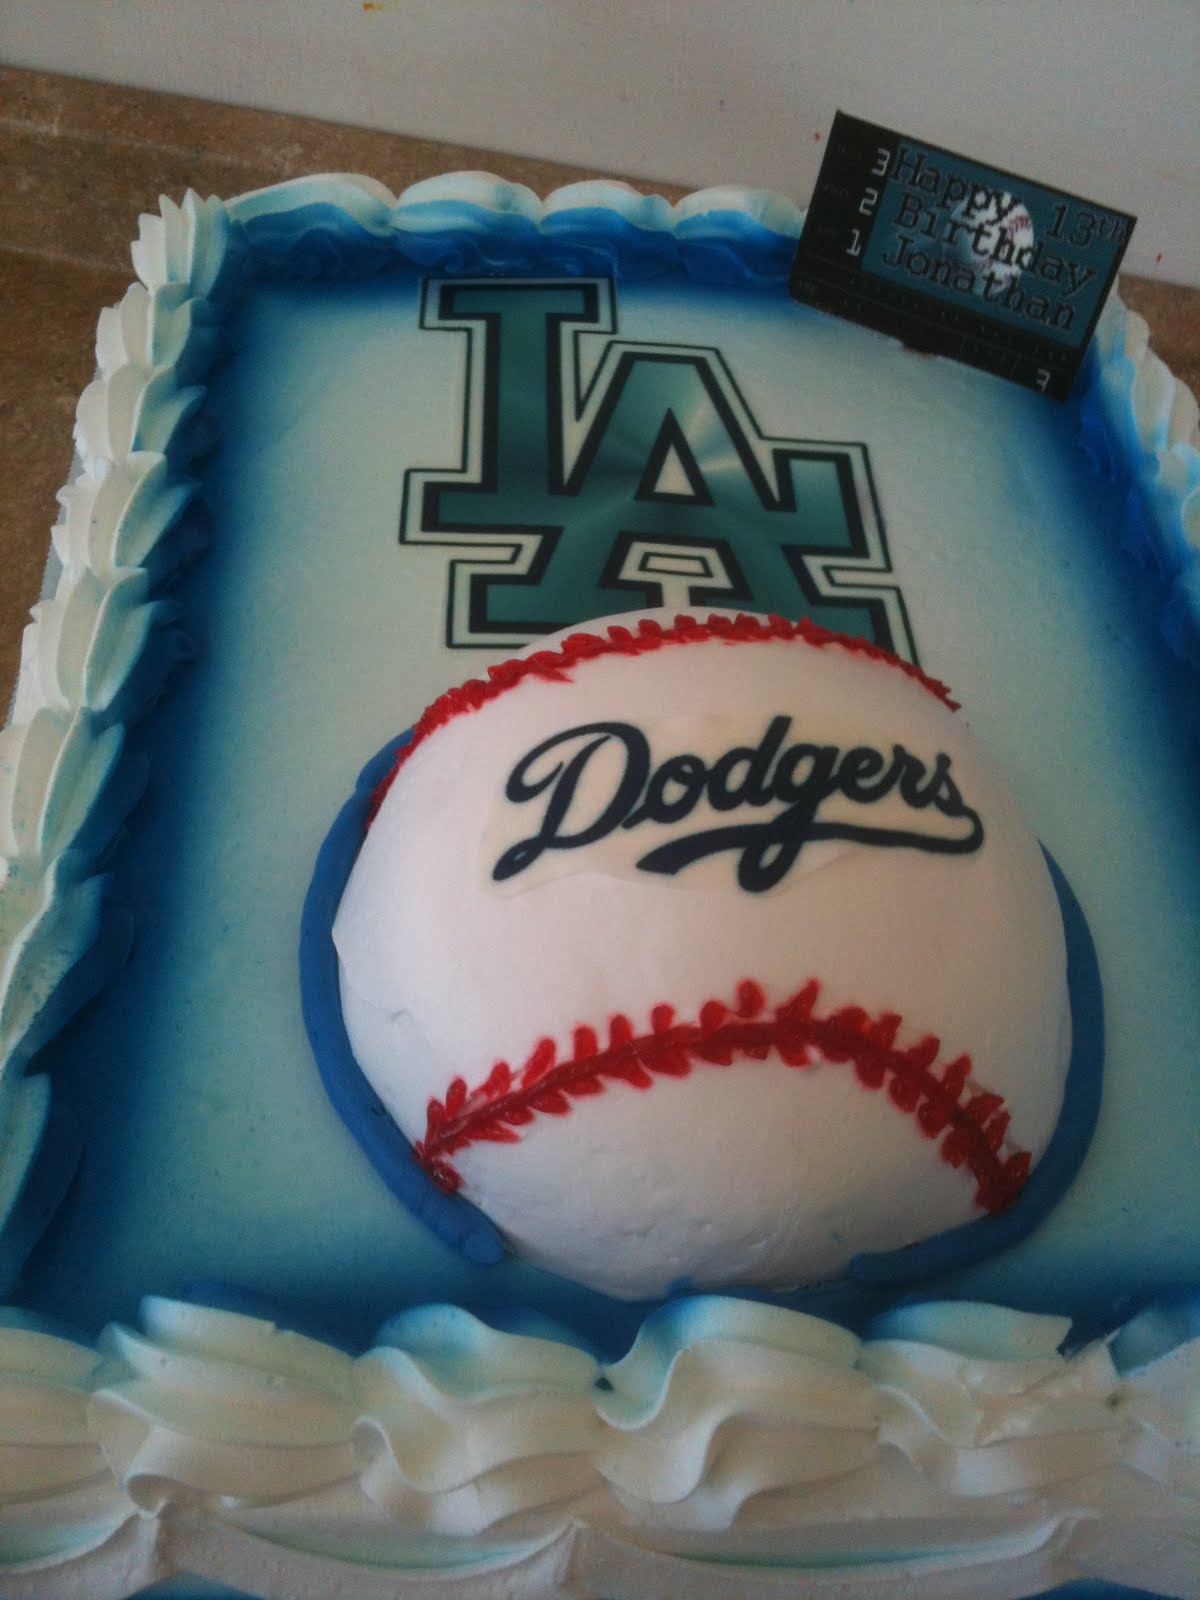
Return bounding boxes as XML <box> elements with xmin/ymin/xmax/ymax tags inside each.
<box><xmin>947</xmin><ymin>191</ymin><xmax>1037</xmax><ymax>296</ymax></box>
<box><xmin>330</xmin><ymin>610</ymin><xmax>1075</xmax><ymax>1300</ymax></box>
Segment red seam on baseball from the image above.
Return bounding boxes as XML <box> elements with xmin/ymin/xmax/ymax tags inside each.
<box><xmin>414</xmin><ymin>978</ymin><xmax>1031</xmax><ymax>1213</ymax></box>
<box><xmin>368</xmin><ymin>613</ymin><xmax>959</xmax><ymax>825</ymax></box>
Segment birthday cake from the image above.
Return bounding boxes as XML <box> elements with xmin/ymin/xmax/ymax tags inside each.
<box><xmin>1</xmin><ymin>173</ymin><xmax>1198</xmax><ymax>1599</ymax></box>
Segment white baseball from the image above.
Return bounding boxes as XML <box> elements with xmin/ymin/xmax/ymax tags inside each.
<box><xmin>334</xmin><ymin>609</ymin><xmax>1071</xmax><ymax>1299</ymax></box>
<box><xmin>949</xmin><ymin>191</ymin><xmax>1037</xmax><ymax>295</ymax></box>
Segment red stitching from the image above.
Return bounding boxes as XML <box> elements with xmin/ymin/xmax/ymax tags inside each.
<box><xmin>368</xmin><ymin>612</ymin><xmax>958</xmax><ymax>824</ymax></box>
<box><xmin>414</xmin><ymin>979</ymin><xmax>1031</xmax><ymax>1213</ymax></box>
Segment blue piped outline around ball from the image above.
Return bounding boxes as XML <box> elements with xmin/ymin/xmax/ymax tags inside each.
<box><xmin>300</xmin><ymin>729</ymin><xmax>1104</xmax><ymax>1290</ymax></box>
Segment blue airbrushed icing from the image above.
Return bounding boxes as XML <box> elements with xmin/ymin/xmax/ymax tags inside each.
<box><xmin>1109</xmin><ymin>1290</ymin><xmax>1200</xmax><ymax>1374</ymax></box>
<box><xmin>229</xmin><ymin>177</ymin><xmax>809</xmax><ymax>286</ymax></box>
<box><xmin>864</xmin><ymin>1296</ymin><xmax>1071</xmax><ymax>1358</ymax></box>
<box><xmin>673</xmin><ymin>213</ymin><xmax>804</xmax><ymax>284</ymax></box>
<box><xmin>538</xmin><ymin>206</ymin><xmax>694</xmax><ymax>279</ymax></box>
<box><xmin>1076</xmin><ymin>303</ymin><xmax>1200</xmax><ymax>675</ymax></box>
<box><xmin>5</xmin><ymin>173</ymin><xmax>1198</xmax><ymax>1418</ymax></box>
<box><xmin>374</xmin><ymin>1300</ymin><xmax>602</xmax><ymax>1390</ymax></box>
<box><xmin>237</xmin><ymin>203</ymin><xmax>401</xmax><ymax>278</ymax></box>
<box><xmin>1043</xmin><ymin>1587</ymin><xmax>1196</xmax><ymax>1600</ymax></box>
<box><xmin>303</xmin><ymin>741</ymin><xmax>1104</xmax><ymax>1297</ymax></box>
<box><xmin>299</xmin><ymin>733</ymin><xmax>505</xmax><ymax>1268</ymax></box>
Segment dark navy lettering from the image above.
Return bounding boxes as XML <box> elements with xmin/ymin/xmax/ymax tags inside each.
<box><xmin>493</xmin><ymin>717</ymin><xmax>984</xmax><ymax>892</ymax></box>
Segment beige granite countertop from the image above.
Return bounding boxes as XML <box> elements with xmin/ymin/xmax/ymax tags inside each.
<box><xmin>3</xmin><ymin>65</ymin><xmax>1197</xmax><ymax>699</ymax></box>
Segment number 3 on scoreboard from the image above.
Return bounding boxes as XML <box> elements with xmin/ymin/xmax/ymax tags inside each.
<box><xmin>848</xmin><ymin>145</ymin><xmax>892</xmax><ymax>255</ymax></box>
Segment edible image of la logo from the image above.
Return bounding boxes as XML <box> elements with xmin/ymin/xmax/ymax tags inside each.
<box><xmin>400</xmin><ymin>279</ymin><xmax>914</xmax><ymax>659</ymax></box>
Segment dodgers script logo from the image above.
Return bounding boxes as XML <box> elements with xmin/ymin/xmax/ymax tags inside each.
<box><xmin>401</xmin><ymin>279</ymin><xmax>916</xmax><ymax>659</ymax></box>
<box><xmin>492</xmin><ymin>717</ymin><xmax>983</xmax><ymax>894</ymax></box>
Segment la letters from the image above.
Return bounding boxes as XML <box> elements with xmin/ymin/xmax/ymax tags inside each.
<box><xmin>493</xmin><ymin>716</ymin><xmax>984</xmax><ymax>893</ymax></box>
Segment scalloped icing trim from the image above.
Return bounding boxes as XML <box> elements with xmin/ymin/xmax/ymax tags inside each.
<box><xmin>0</xmin><ymin>191</ymin><xmax>237</xmax><ymax>1262</ymax></box>
<box><xmin>0</xmin><ymin>1292</ymin><xmax>1192</xmax><ymax>1596</ymax></box>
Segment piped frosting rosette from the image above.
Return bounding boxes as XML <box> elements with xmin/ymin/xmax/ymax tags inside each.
<box><xmin>0</xmin><ymin>194</ymin><xmax>238</xmax><ymax>1288</ymax></box>
<box><xmin>0</xmin><ymin>1294</ymin><xmax>1190</xmax><ymax>1597</ymax></box>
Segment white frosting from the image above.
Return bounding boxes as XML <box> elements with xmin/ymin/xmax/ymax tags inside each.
<box><xmin>0</xmin><ymin>194</ymin><xmax>226</xmax><ymax>1285</ymax></box>
<box><xmin>0</xmin><ymin>1295</ymin><xmax>1193</xmax><ymax>1598</ymax></box>
<box><xmin>335</xmin><ymin>609</ymin><xmax>1071</xmax><ymax>1298</ymax></box>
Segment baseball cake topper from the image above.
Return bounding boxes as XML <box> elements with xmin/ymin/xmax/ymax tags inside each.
<box><xmin>302</xmin><ymin>609</ymin><xmax>1103</xmax><ymax>1300</ymax></box>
